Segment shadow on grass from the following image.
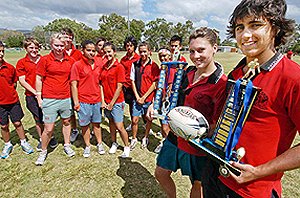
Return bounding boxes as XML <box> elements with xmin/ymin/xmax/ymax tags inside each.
<box><xmin>117</xmin><ymin>157</ymin><xmax>166</xmax><ymax>198</ymax></box>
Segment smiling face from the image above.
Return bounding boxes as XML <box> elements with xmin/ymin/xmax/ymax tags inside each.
<box><xmin>170</xmin><ymin>40</ymin><xmax>181</xmax><ymax>54</ymax></box>
<box><xmin>235</xmin><ymin>16</ymin><xmax>276</xmax><ymax>63</ymax></box>
<box><xmin>83</xmin><ymin>44</ymin><xmax>96</xmax><ymax>60</ymax></box>
<box><xmin>51</xmin><ymin>38</ymin><xmax>65</xmax><ymax>57</ymax></box>
<box><xmin>125</xmin><ymin>42</ymin><xmax>135</xmax><ymax>55</ymax></box>
<box><xmin>26</xmin><ymin>43</ymin><xmax>39</xmax><ymax>59</ymax></box>
<box><xmin>189</xmin><ymin>37</ymin><xmax>217</xmax><ymax>70</ymax></box>
<box><xmin>104</xmin><ymin>45</ymin><xmax>116</xmax><ymax>62</ymax></box>
<box><xmin>138</xmin><ymin>45</ymin><xmax>150</xmax><ymax>62</ymax></box>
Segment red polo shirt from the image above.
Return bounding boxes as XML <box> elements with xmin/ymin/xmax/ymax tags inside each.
<box><xmin>130</xmin><ymin>58</ymin><xmax>160</xmax><ymax>102</ymax></box>
<box><xmin>120</xmin><ymin>52</ymin><xmax>140</xmax><ymax>88</ymax></box>
<box><xmin>36</xmin><ymin>52</ymin><xmax>74</xmax><ymax>99</ymax></box>
<box><xmin>68</xmin><ymin>44</ymin><xmax>82</xmax><ymax>61</ymax></box>
<box><xmin>16</xmin><ymin>54</ymin><xmax>41</xmax><ymax>96</ymax></box>
<box><xmin>99</xmin><ymin>59</ymin><xmax>125</xmax><ymax>104</ymax></box>
<box><xmin>220</xmin><ymin>54</ymin><xmax>300</xmax><ymax>198</ymax></box>
<box><xmin>177</xmin><ymin>63</ymin><xmax>227</xmax><ymax>156</ymax></box>
<box><xmin>0</xmin><ymin>61</ymin><xmax>19</xmax><ymax>105</ymax></box>
<box><xmin>70</xmin><ymin>56</ymin><xmax>102</xmax><ymax>104</ymax></box>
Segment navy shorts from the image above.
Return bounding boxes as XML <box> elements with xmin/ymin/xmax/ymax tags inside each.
<box><xmin>156</xmin><ymin>138</ymin><xmax>207</xmax><ymax>183</ymax></box>
<box><xmin>123</xmin><ymin>86</ymin><xmax>135</xmax><ymax>105</ymax></box>
<box><xmin>26</xmin><ymin>96</ymin><xmax>43</xmax><ymax>124</ymax></box>
<box><xmin>0</xmin><ymin>101</ymin><xmax>24</xmax><ymax>125</ymax></box>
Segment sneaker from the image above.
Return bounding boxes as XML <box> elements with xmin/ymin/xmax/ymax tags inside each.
<box><xmin>156</xmin><ymin>131</ymin><xmax>162</xmax><ymax>137</ymax></box>
<box><xmin>141</xmin><ymin>137</ymin><xmax>149</xmax><ymax>149</ymax></box>
<box><xmin>64</xmin><ymin>145</ymin><xmax>75</xmax><ymax>157</ymax></box>
<box><xmin>83</xmin><ymin>147</ymin><xmax>91</xmax><ymax>158</ymax></box>
<box><xmin>70</xmin><ymin>129</ymin><xmax>79</xmax><ymax>143</ymax></box>
<box><xmin>1</xmin><ymin>144</ymin><xmax>13</xmax><ymax>159</ymax></box>
<box><xmin>36</xmin><ymin>141</ymin><xmax>42</xmax><ymax>152</ymax></box>
<box><xmin>120</xmin><ymin>146</ymin><xmax>130</xmax><ymax>158</ymax></box>
<box><xmin>109</xmin><ymin>142</ymin><xmax>118</xmax><ymax>154</ymax></box>
<box><xmin>130</xmin><ymin>138</ymin><xmax>138</xmax><ymax>150</ymax></box>
<box><xmin>49</xmin><ymin>137</ymin><xmax>58</xmax><ymax>149</ymax></box>
<box><xmin>125</xmin><ymin>124</ymin><xmax>132</xmax><ymax>131</ymax></box>
<box><xmin>21</xmin><ymin>141</ymin><xmax>34</xmax><ymax>154</ymax></box>
<box><xmin>154</xmin><ymin>141</ymin><xmax>164</xmax><ymax>153</ymax></box>
<box><xmin>97</xmin><ymin>143</ymin><xmax>105</xmax><ymax>155</ymax></box>
<box><xmin>35</xmin><ymin>151</ymin><xmax>47</xmax><ymax>166</ymax></box>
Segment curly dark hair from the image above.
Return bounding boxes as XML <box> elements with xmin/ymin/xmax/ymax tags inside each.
<box><xmin>227</xmin><ymin>0</ymin><xmax>295</xmax><ymax>47</ymax></box>
<box><xmin>123</xmin><ymin>36</ymin><xmax>138</xmax><ymax>50</ymax></box>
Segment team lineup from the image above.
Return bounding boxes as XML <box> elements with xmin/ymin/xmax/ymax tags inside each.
<box><xmin>1</xmin><ymin>0</ymin><xmax>300</xmax><ymax>197</ymax></box>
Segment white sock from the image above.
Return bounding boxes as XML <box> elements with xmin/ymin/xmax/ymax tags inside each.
<box><xmin>64</xmin><ymin>144</ymin><xmax>70</xmax><ymax>147</ymax></box>
<box><xmin>5</xmin><ymin>141</ymin><xmax>12</xmax><ymax>146</ymax></box>
<box><xmin>20</xmin><ymin>139</ymin><xmax>26</xmax><ymax>145</ymax></box>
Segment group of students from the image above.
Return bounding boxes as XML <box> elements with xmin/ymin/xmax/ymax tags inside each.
<box><xmin>1</xmin><ymin>0</ymin><xmax>300</xmax><ymax>197</ymax></box>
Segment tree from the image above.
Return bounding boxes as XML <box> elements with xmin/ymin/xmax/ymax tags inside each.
<box><xmin>44</xmin><ymin>18</ymin><xmax>98</xmax><ymax>45</ymax></box>
<box><xmin>5</xmin><ymin>34</ymin><xmax>24</xmax><ymax>48</ymax></box>
<box><xmin>129</xmin><ymin>19</ymin><xmax>145</xmax><ymax>44</ymax></box>
<box><xmin>172</xmin><ymin>20</ymin><xmax>194</xmax><ymax>48</ymax></box>
<box><xmin>32</xmin><ymin>25</ymin><xmax>46</xmax><ymax>48</ymax></box>
<box><xmin>144</xmin><ymin>18</ymin><xmax>173</xmax><ymax>51</ymax></box>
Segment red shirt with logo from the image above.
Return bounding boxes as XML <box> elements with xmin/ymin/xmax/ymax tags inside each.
<box><xmin>70</xmin><ymin>56</ymin><xmax>102</xmax><ymax>104</ymax></box>
<box><xmin>120</xmin><ymin>52</ymin><xmax>140</xmax><ymax>88</ymax></box>
<box><xmin>130</xmin><ymin>58</ymin><xmax>160</xmax><ymax>102</ymax></box>
<box><xmin>99</xmin><ymin>59</ymin><xmax>125</xmax><ymax>104</ymax></box>
<box><xmin>0</xmin><ymin>61</ymin><xmax>19</xmax><ymax>105</ymax></box>
<box><xmin>16</xmin><ymin>54</ymin><xmax>41</xmax><ymax>96</ymax></box>
<box><xmin>220</xmin><ymin>54</ymin><xmax>300</xmax><ymax>198</ymax></box>
<box><xmin>36</xmin><ymin>52</ymin><xmax>74</xmax><ymax>99</ymax></box>
<box><xmin>177</xmin><ymin>63</ymin><xmax>227</xmax><ymax>156</ymax></box>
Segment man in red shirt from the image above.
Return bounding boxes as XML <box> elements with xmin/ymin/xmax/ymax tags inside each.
<box><xmin>71</xmin><ymin>40</ymin><xmax>105</xmax><ymax>157</ymax></box>
<box><xmin>16</xmin><ymin>38</ymin><xmax>45</xmax><ymax>151</ymax></box>
<box><xmin>61</xmin><ymin>28</ymin><xmax>82</xmax><ymax>142</ymax></box>
<box><xmin>130</xmin><ymin>42</ymin><xmax>160</xmax><ymax>149</ymax></box>
<box><xmin>0</xmin><ymin>41</ymin><xmax>34</xmax><ymax>159</ymax></box>
<box><xmin>35</xmin><ymin>33</ymin><xmax>76</xmax><ymax>165</ymax></box>
<box><xmin>202</xmin><ymin>1</ymin><xmax>300</xmax><ymax>197</ymax></box>
<box><xmin>120</xmin><ymin>36</ymin><xmax>140</xmax><ymax>131</ymax></box>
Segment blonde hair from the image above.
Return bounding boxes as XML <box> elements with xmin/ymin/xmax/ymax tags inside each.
<box><xmin>50</xmin><ymin>33</ymin><xmax>67</xmax><ymax>43</ymax></box>
<box><xmin>23</xmin><ymin>37</ymin><xmax>40</xmax><ymax>49</ymax></box>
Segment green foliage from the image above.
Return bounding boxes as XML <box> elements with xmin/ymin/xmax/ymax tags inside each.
<box><xmin>5</xmin><ymin>34</ymin><xmax>25</xmax><ymax>48</ymax></box>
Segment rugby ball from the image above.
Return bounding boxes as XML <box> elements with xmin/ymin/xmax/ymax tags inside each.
<box><xmin>168</xmin><ymin>106</ymin><xmax>209</xmax><ymax>140</ymax></box>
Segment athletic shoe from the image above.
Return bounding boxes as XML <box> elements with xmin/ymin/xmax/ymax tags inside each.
<box><xmin>149</xmin><ymin>129</ymin><xmax>155</xmax><ymax>136</ymax></box>
<box><xmin>70</xmin><ymin>129</ymin><xmax>79</xmax><ymax>143</ymax></box>
<box><xmin>64</xmin><ymin>145</ymin><xmax>75</xmax><ymax>157</ymax></box>
<box><xmin>35</xmin><ymin>150</ymin><xmax>47</xmax><ymax>166</ymax></box>
<box><xmin>1</xmin><ymin>144</ymin><xmax>13</xmax><ymax>159</ymax></box>
<box><xmin>141</xmin><ymin>137</ymin><xmax>149</xmax><ymax>149</ymax></box>
<box><xmin>125</xmin><ymin>124</ymin><xmax>132</xmax><ymax>131</ymax></box>
<box><xmin>156</xmin><ymin>131</ymin><xmax>162</xmax><ymax>137</ymax></box>
<box><xmin>97</xmin><ymin>143</ymin><xmax>105</xmax><ymax>155</ymax></box>
<box><xmin>49</xmin><ymin>137</ymin><xmax>58</xmax><ymax>149</ymax></box>
<box><xmin>21</xmin><ymin>141</ymin><xmax>34</xmax><ymax>154</ymax></box>
<box><xmin>120</xmin><ymin>146</ymin><xmax>130</xmax><ymax>158</ymax></box>
<box><xmin>83</xmin><ymin>147</ymin><xmax>91</xmax><ymax>158</ymax></box>
<box><xmin>36</xmin><ymin>141</ymin><xmax>42</xmax><ymax>152</ymax></box>
<box><xmin>109</xmin><ymin>142</ymin><xmax>118</xmax><ymax>154</ymax></box>
<box><xmin>154</xmin><ymin>141</ymin><xmax>164</xmax><ymax>153</ymax></box>
<box><xmin>130</xmin><ymin>138</ymin><xmax>138</xmax><ymax>150</ymax></box>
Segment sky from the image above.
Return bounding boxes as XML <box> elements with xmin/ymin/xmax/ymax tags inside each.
<box><xmin>0</xmin><ymin>0</ymin><xmax>299</xmax><ymax>41</ymax></box>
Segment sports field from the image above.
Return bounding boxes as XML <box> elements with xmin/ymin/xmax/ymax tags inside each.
<box><xmin>0</xmin><ymin>50</ymin><xmax>299</xmax><ymax>197</ymax></box>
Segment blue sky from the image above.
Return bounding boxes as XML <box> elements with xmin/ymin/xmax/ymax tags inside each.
<box><xmin>0</xmin><ymin>0</ymin><xmax>299</xmax><ymax>41</ymax></box>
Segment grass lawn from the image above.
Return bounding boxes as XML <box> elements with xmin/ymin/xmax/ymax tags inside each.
<box><xmin>0</xmin><ymin>50</ymin><xmax>299</xmax><ymax>197</ymax></box>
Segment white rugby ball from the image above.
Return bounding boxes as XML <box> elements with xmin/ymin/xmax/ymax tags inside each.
<box><xmin>168</xmin><ymin>106</ymin><xmax>209</xmax><ymax>140</ymax></box>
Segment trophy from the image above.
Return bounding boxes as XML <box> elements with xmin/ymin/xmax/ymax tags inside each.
<box><xmin>188</xmin><ymin>59</ymin><xmax>261</xmax><ymax>177</ymax></box>
<box><xmin>153</xmin><ymin>48</ymin><xmax>188</xmax><ymax>121</ymax></box>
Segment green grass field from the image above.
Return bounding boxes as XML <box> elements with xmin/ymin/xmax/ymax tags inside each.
<box><xmin>0</xmin><ymin>50</ymin><xmax>299</xmax><ymax>197</ymax></box>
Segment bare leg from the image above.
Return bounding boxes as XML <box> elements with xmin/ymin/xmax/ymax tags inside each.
<box><xmin>35</xmin><ymin>122</ymin><xmax>44</xmax><ymax>138</ymax></box>
<box><xmin>115</xmin><ymin>122</ymin><xmax>129</xmax><ymax>146</ymax></box>
<box><xmin>108</xmin><ymin>118</ymin><xmax>117</xmax><ymax>142</ymax></box>
<box><xmin>81</xmin><ymin>125</ymin><xmax>91</xmax><ymax>147</ymax></box>
<box><xmin>92</xmin><ymin>123</ymin><xmax>102</xmax><ymax>144</ymax></box>
<box><xmin>62</xmin><ymin>117</ymin><xmax>71</xmax><ymax>144</ymax></box>
<box><xmin>131</xmin><ymin>116</ymin><xmax>139</xmax><ymax>139</ymax></box>
<box><xmin>190</xmin><ymin>181</ymin><xmax>202</xmax><ymax>198</ymax></box>
<box><xmin>13</xmin><ymin>121</ymin><xmax>26</xmax><ymax>140</ymax></box>
<box><xmin>41</xmin><ymin>123</ymin><xmax>55</xmax><ymax>150</ymax></box>
<box><xmin>155</xmin><ymin>166</ymin><xmax>176</xmax><ymax>198</ymax></box>
<box><xmin>0</xmin><ymin>124</ymin><xmax>10</xmax><ymax>142</ymax></box>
